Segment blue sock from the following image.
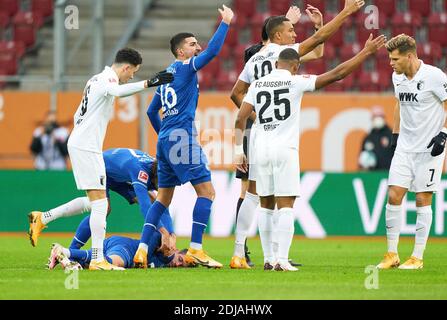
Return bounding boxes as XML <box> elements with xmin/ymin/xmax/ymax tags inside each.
<box><xmin>140</xmin><ymin>201</ymin><xmax>167</xmax><ymax>246</ymax></box>
<box><xmin>157</xmin><ymin>208</ymin><xmax>174</xmax><ymax>233</ymax></box>
<box><xmin>69</xmin><ymin>248</ymin><xmax>91</xmax><ymax>264</ymax></box>
<box><xmin>69</xmin><ymin>215</ymin><xmax>91</xmax><ymax>249</ymax></box>
<box><xmin>191</xmin><ymin>197</ymin><xmax>212</xmax><ymax>247</ymax></box>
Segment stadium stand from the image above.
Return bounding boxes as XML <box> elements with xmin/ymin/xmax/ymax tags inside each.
<box><xmin>1</xmin><ymin>0</ymin><xmax>447</xmax><ymax>91</ymax></box>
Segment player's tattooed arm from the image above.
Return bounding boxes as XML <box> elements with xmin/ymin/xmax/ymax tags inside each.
<box><xmin>230</xmin><ymin>80</ymin><xmax>250</xmax><ymax>108</ymax></box>
<box><xmin>315</xmin><ymin>34</ymin><xmax>386</xmax><ymax>90</ymax></box>
<box><xmin>298</xmin><ymin>0</ymin><xmax>364</xmax><ymax>57</ymax></box>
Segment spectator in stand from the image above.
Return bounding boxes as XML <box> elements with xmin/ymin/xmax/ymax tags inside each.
<box><xmin>30</xmin><ymin>110</ymin><xmax>69</xmax><ymax>170</ymax></box>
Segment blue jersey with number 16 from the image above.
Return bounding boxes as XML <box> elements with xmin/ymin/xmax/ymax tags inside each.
<box><xmin>147</xmin><ymin>22</ymin><xmax>229</xmax><ymax>140</ymax></box>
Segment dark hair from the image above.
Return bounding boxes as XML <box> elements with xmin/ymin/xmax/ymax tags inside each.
<box><xmin>114</xmin><ymin>48</ymin><xmax>142</xmax><ymax>66</ymax></box>
<box><xmin>261</xmin><ymin>16</ymin><xmax>276</xmax><ymax>42</ymax></box>
<box><xmin>170</xmin><ymin>32</ymin><xmax>195</xmax><ymax>57</ymax></box>
<box><xmin>266</xmin><ymin>16</ymin><xmax>290</xmax><ymax>41</ymax></box>
<box><xmin>278</xmin><ymin>48</ymin><xmax>300</xmax><ymax>62</ymax></box>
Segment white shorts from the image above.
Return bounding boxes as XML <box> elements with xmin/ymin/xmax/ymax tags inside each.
<box><xmin>388</xmin><ymin>150</ymin><xmax>445</xmax><ymax>193</ymax></box>
<box><xmin>68</xmin><ymin>146</ymin><xmax>106</xmax><ymax>190</ymax></box>
<box><xmin>255</xmin><ymin>145</ymin><xmax>300</xmax><ymax>197</ymax></box>
<box><xmin>248</xmin><ymin>123</ymin><xmax>258</xmax><ymax>182</ymax></box>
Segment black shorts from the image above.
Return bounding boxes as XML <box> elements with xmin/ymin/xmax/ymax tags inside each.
<box><xmin>236</xmin><ymin>118</ymin><xmax>253</xmax><ymax>180</ymax></box>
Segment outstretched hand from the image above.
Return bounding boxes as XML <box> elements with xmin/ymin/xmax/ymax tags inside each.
<box><xmin>147</xmin><ymin>70</ymin><xmax>174</xmax><ymax>88</ymax></box>
<box><xmin>306</xmin><ymin>4</ymin><xmax>323</xmax><ymax>28</ymax></box>
<box><xmin>344</xmin><ymin>0</ymin><xmax>365</xmax><ymax>15</ymax></box>
<box><xmin>219</xmin><ymin>4</ymin><xmax>234</xmax><ymax>24</ymax></box>
<box><xmin>364</xmin><ymin>34</ymin><xmax>387</xmax><ymax>54</ymax></box>
<box><xmin>286</xmin><ymin>6</ymin><xmax>301</xmax><ymax>24</ymax></box>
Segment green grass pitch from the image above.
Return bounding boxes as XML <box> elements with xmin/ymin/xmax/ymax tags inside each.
<box><xmin>0</xmin><ymin>234</ymin><xmax>446</xmax><ymax>300</ymax></box>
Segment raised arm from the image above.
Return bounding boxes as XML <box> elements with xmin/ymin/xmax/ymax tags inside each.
<box><xmin>315</xmin><ymin>34</ymin><xmax>386</xmax><ymax>90</ymax></box>
<box><xmin>298</xmin><ymin>0</ymin><xmax>364</xmax><ymax>57</ymax></box>
<box><xmin>192</xmin><ymin>5</ymin><xmax>234</xmax><ymax>71</ymax></box>
<box><xmin>299</xmin><ymin>4</ymin><xmax>324</xmax><ymax>62</ymax></box>
<box><xmin>106</xmin><ymin>71</ymin><xmax>173</xmax><ymax>98</ymax></box>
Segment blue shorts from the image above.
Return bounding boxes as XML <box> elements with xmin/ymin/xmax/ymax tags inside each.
<box><xmin>157</xmin><ymin>134</ymin><xmax>211</xmax><ymax>188</ymax></box>
<box><xmin>106</xmin><ymin>178</ymin><xmax>136</xmax><ymax>204</ymax></box>
<box><xmin>104</xmin><ymin>236</ymin><xmax>139</xmax><ymax>268</ymax></box>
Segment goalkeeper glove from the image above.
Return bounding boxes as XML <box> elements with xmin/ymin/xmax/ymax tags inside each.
<box><xmin>147</xmin><ymin>70</ymin><xmax>174</xmax><ymax>88</ymax></box>
<box><xmin>427</xmin><ymin>129</ymin><xmax>447</xmax><ymax>157</ymax></box>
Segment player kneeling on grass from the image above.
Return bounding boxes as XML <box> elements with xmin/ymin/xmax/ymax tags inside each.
<box><xmin>47</xmin><ymin>219</ymin><xmax>196</xmax><ymax>270</ymax></box>
<box><xmin>234</xmin><ymin>35</ymin><xmax>386</xmax><ymax>271</ymax></box>
<box><xmin>376</xmin><ymin>34</ymin><xmax>447</xmax><ymax>270</ymax></box>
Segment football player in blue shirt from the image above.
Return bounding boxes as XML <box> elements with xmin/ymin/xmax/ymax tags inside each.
<box><xmin>28</xmin><ymin>148</ymin><xmax>173</xmax><ymax>250</ymax></box>
<box><xmin>133</xmin><ymin>5</ymin><xmax>234</xmax><ymax>269</ymax></box>
<box><xmin>47</xmin><ymin>218</ymin><xmax>196</xmax><ymax>270</ymax></box>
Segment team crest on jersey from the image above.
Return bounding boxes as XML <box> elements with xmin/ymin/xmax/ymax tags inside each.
<box><xmin>138</xmin><ymin>170</ymin><xmax>149</xmax><ymax>184</ymax></box>
<box><xmin>109</xmin><ymin>78</ymin><xmax>117</xmax><ymax>83</ymax></box>
<box><xmin>302</xmin><ymin>74</ymin><xmax>311</xmax><ymax>78</ymax></box>
<box><xmin>416</xmin><ymin>80</ymin><xmax>424</xmax><ymax>90</ymax></box>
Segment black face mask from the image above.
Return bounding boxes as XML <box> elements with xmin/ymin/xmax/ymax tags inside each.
<box><xmin>44</xmin><ymin>121</ymin><xmax>58</xmax><ymax>134</ymax></box>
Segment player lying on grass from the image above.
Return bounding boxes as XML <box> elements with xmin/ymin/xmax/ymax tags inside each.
<box><xmin>29</xmin><ymin>148</ymin><xmax>172</xmax><ymax>247</ymax></box>
<box><xmin>234</xmin><ymin>35</ymin><xmax>387</xmax><ymax>271</ymax></box>
<box><xmin>48</xmin><ymin>219</ymin><xmax>196</xmax><ymax>270</ymax></box>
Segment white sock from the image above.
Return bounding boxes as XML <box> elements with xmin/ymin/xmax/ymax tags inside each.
<box><xmin>258</xmin><ymin>207</ymin><xmax>274</xmax><ymax>264</ymax></box>
<box><xmin>233</xmin><ymin>192</ymin><xmax>259</xmax><ymax>257</ymax></box>
<box><xmin>190</xmin><ymin>242</ymin><xmax>202</xmax><ymax>250</ymax></box>
<box><xmin>62</xmin><ymin>248</ymin><xmax>71</xmax><ymax>258</ymax></box>
<box><xmin>41</xmin><ymin>197</ymin><xmax>91</xmax><ymax>225</ymax></box>
<box><xmin>89</xmin><ymin>198</ymin><xmax>108</xmax><ymax>262</ymax></box>
<box><xmin>385</xmin><ymin>203</ymin><xmax>402</xmax><ymax>254</ymax></box>
<box><xmin>138</xmin><ymin>243</ymin><xmax>148</xmax><ymax>252</ymax></box>
<box><xmin>276</xmin><ymin>208</ymin><xmax>294</xmax><ymax>265</ymax></box>
<box><xmin>412</xmin><ymin>205</ymin><xmax>433</xmax><ymax>260</ymax></box>
<box><xmin>272</xmin><ymin>212</ymin><xmax>279</xmax><ymax>261</ymax></box>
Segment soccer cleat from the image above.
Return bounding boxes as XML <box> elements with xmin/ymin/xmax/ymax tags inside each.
<box><xmin>186</xmin><ymin>248</ymin><xmax>223</xmax><ymax>268</ymax></box>
<box><xmin>289</xmin><ymin>258</ymin><xmax>303</xmax><ymax>267</ymax></box>
<box><xmin>274</xmin><ymin>261</ymin><xmax>298</xmax><ymax>272</ymax></box>
<box><xmin>89</xmin><ymin>259</ymin><xmax>125</xmax><ymax>271</ymax></box>
<box><xmin>133</xmin><ymin>248</ymin><xmax>148</xmax><ymax>269</ymax></box>
<box><xmin>229</xmin><ymin>256</ymin><xmax>251</xmax><ymax>269</ymax></box>
<box><xmin>47</xmin><ymin>243</ymin><xmax>73</xmax><ymax>270</ymax></box>
<box><xmin>398</xmin><ymin>256</ymin><xmax>423</xmax><ymax>270</ymax></box>
<box><xmin>263</xmin><ymin>262</ymin><xmax>274</xmax><ymax>271</ymax></box>
<box><xmin>244</xmin><ymin>244</ymin><xmax>254</xmax><ymax>267</ymax></box>
<box><xmin>28</xmin><ymin>211</ymin><xmax>47</xmax><ymax>247</ymax></box>
<box><xmin>376</xmin><ymin>252</ymin><xmax>400</xmax><ymax>269</ymax></box>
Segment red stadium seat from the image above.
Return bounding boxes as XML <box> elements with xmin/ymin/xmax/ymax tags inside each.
<box><xmin>215</xmin><ymin>71</ymin><xmax>238</xmax><ymax>91</ymax></box>
<box><xmin>408</xmin><ymin>0</ymin><xmax>431</xmax><ymax>17</ymax></box>
<box><xmin>302</xmin><ymin>60</ymin><xmax>326</xmax><ymax>75</ymax></box>
<box><xmin>268</xmin><ymin>0</ymin><xmax>290</xmax><ymax>15</ymax></box>
<box><xmin>0</xmin><ymin>0</ymin><xmax>19</xmax><ymax>18</ymax></box>
<box><xmin>233</xmin><ymin>14</ymin><xmax>248</xmax><ymax>30</ymax></box>
<box><xmin>417</xmin><ymin>42</ymin><xmax>443</xmax><ymax>65</ymax></box>
<box><xmin>339</xmin><ymin>42</ymin><xmax>362</xmax><ymax>61</ymax></box>
<box><xmin>13</xmin><ymin>12</ymin><xmax>39</xmax><ymax>48</ymax></box>
<box><xmin>0</xmin><ymin>40</ymin><xmax>25</xmax><ymax>59</ymax></box>
<box><xmin>325</xmin><ymin>75</ymin><xmax>354</xmax><ymax>92</ymax></box>
<box><xmin>358</xmin><ymin>71</ymin><xmax>391</xmax><ymax>92</ymax></box>
<box><xmin>391</xmin><ymin>12</ymin><xmax>422</xmax><ymax>37</ymax></box>
<box><xmin>0</xmin><ymin>47</ymin><xmax>18</xmax><ymax>75</ymax></box>
<box><xmin>427</xmin><ymin>13</ymin><xmax>447</xmax><ymax>46</ymax></box>
<box><xmin>201</xmin><ymin>58</ymin><xmax>220</xmax><ymax>76</ymax></box>
<box><xmin>234</xmin><ymin>0</ymin><xmax>257</xmax><ymax>18</ymax></box>
<box><xmin>322</xmin><ymin>43</ymin><xmax>336</xmax><ymax>60</ymax></box>
<box><xmin>31</xmin><ymin>0</ymin><xmax>54</xmax><ymax>19</ymax></box>
<box><xmin>224</xmin><ymin>27</ymin><xmax>239</xmax><ymax>48</ymax></box>
<box><xmin>304</xmin><ymin>0</ymin><xmax>325</xmax><ymax>12</ymax></box>
<box><xmin>324</xmin><ymin>13</ymin><xmax>348</xmax><ymax>47</ymax></box>
<box><xmin>374</xmin><ymin>0</ymin><xmax>396</xmax><ymax>17</ymax></box>
<box><xmin>219</xmin><ymin>44</ymin><xmax>232</xmax><ymax>59</ymax></box>
<box><xmin>198</xmin><ymin>70</ymin><xmax>214</xmax><ymax>90</ymax></box>
<box><xmin>0</xmin><ymin>12</ymin><xmax>10</xmax><ymax>38</ymax></box>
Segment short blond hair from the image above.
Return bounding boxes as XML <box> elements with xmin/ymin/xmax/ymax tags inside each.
<box><xmin>385</xmin><ymin>34</ymin><xmax>417</xmax><ymax>54</ymax></box>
